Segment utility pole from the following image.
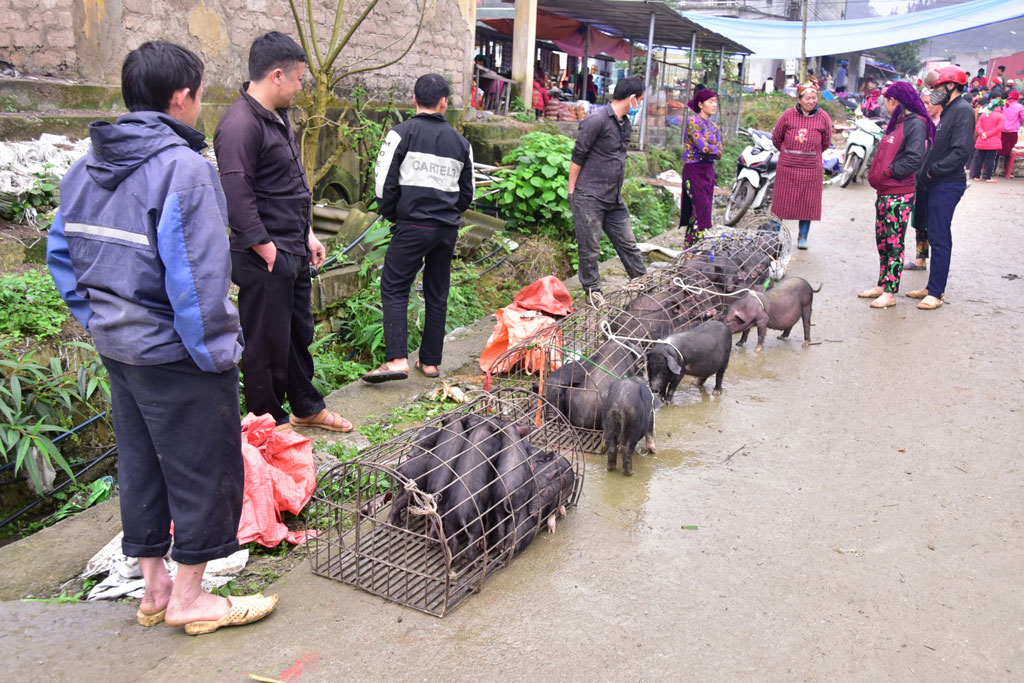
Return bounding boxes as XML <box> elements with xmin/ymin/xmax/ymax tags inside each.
<box><xmin>800</xmin><ymin>0</ymin><xmax>808</xmax><ymax>83</ymax></box>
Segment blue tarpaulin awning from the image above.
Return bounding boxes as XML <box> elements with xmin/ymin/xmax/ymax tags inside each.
<box><xmin>681</xmin><ymin>0</ymin><xmax>1024</xmax><ymax>59</ymax></box>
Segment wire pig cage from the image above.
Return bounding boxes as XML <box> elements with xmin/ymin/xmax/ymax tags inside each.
<box><xmin>306</xmin><ymin>387</ymin><xmax>585</xmax><ymax>617</ymax></box>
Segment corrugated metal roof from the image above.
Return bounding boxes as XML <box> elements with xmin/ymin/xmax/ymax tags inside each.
<box><xmin>538</xmin><ymin>0</ymin><xmax>751</xmax><ymax>54</ymax></box>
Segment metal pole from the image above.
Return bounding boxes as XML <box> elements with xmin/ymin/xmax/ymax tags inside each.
<box><xmin>715</xmin><ymin>44</ymin><xmax>725</xmax><ymax>123</ymax></box>
<box><xmin>628</xmin><ymin>42</ymin><xmax>634</xmax><ymax>78</ymax></box>
<box><xmin>640</xmin><ymin>11</ymin><xmax>656</xmax><ymax>150</ymax></box>
<box><xmin>800</xmin><ymin>0</ymin><xmax>808</xmax><ymax>84</ymax></box>
<box><xmin>736</xmin><ymin>54</ymin><xmax>746</xmax><ymax>136</ymax></box>
<box><xmin>577</xmin><ymin>25</ymin><xmax>591</xmax><ymax>100</ymax></box>
<box><xmin>660</xmin><ymin>47</ymin><xmax>668</xmax><ymax>91</ymax></box>
<box><xmin>687</xmin><ymin>32</ymin><xmax>696</xmax><ymax>102</ymax></box>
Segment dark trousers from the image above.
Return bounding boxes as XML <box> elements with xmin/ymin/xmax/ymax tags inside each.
<box><xmin>911</xmin><ymin>181</ymin><xmax>929</xmax><ymax>260</ymax></box>
<box><xmin>570</xmin><ymin>191</ymin><xmax>647</xmax><ymax>292</ymax></box>
<box><xmin>105</xmin><ymin>356</ymin><xmax>243</xmax><ymax>565</ymax></box>
<box><xmin>380</xmin><ymin>222</ymin><xmax>458</xmax><ymax>365</ymax></box>
<box><xmin>924</xmin><ymin>180</ymin><xmax>966</xmax><ymax>299</ymax></box>
<box><xmin>231</xmin><ymin>249</ymin><xmax>325</xmax><ymax>425</ymax></box>
<box><xmin>969</xmin><ymin>149</ymin><xmax>997</xmax><ymax>180</ymax></box>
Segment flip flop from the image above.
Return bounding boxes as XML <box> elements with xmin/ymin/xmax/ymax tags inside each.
<box><xmin>903</xmin><ymin>262</ymin><xmax>926</xmax><ymax>271</ymax></box>
<box><xmin>415</xmin><ymin>361</ymin><xmax>440</xmax><ymax>378</ymax></box>
<box><xmin>917</xmin><ymin>295</ymin><xmax>943</xmax><ymax>310</ymax></box>
<box><xmin>290</xmin><ymin>408</ymin><xmax>353</xmax><ymax>432</ymax></box>
<box><xmin>858</xmin><ymin>289</ymin><xmax>883</xmax><ymax>298</ymax></box>
<box><xmin>136</xmin><ymin>608</ymin><xmax>166</xmax><ymax>627</ymax></box>
<box><xmin>183</xmin><ymin>593</ymin><xmax>279</xmax><ymax>636</ymax></box>
<box><xmin>360</xmin><ymin>368</ymin><xmax>409</xmax><ymax>384</ymax></box>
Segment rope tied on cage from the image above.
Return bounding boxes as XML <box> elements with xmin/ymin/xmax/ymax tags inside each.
<box><xmin>669</xmin><ymin>276</ymin><xmax>761</xmax><ymax>301</ymax></box>
<box><xmin>403</xmin><ymin>480</ymin><xmax>439</xmax><ymax>517</ymax></box>
<box><xmin>599</xmin><ymin>319</ymin><xmax>683</xmax><ymax>360</ymax></box>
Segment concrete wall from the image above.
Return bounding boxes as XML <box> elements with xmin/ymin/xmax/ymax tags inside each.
<box><xmin>0</xmin><ymin>0</ymin><xmax>477</xmax><ymax>104</ymax></box>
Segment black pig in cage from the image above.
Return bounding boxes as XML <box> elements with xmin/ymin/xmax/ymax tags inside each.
<box><xmin>676</xmin><ymin>224</ymin><xmax>792</xmax><ymax>317</ymax></box>
<box><xmin>306</xmin><ymin>388</ymin><xmax>584</xmax><ymax>617</ymax></box>
<box><xmin>486</xmin><ymin>263</ymin><xmax>717</xmax><ymax>453</ymax></box>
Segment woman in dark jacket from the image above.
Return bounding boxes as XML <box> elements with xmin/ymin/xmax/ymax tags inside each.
<box><xmin>858</xmin><ymin>81</ymin><xmax>934</xmax><ymax>308</ymax></box>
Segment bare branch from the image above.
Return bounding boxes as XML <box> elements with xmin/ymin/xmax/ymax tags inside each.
<box><xmin>324</xmin><ymin>0</ymin><xmax>381</xmax><ymax>69</ymax></box>
<box><xmin>326</xmin><ymin>0</ymin><xmax>349</xmax><ymax>70</ymax></box>
<box><xmin>306</xmin><ymin>0</ymin><xmax>323</xmax><ymax>70</ymax></box>
<box><xmin>311</xmin><ymin>141</ymin><xmax>350</xmax><ymax>187</ymax></box>
<box><xmin>330</xmin><ymin>0</ymin><xmax>431</xmax><ymax>89</ymax></box>
<box><xmin>288</xmin><ymin>0</ymin><xmax>316</xmax><ymax>70</ymax></box>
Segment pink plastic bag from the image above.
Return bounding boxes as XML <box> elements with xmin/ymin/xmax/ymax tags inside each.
<box><xmin>236</xmin><ymin>413</ymin><xmax>318</xmax><ymax>547</ymax></box>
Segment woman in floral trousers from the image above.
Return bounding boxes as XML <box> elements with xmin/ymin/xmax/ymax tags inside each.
<box><xmin>859</xmin><ymin>81</ymin><xmax>933</xmax><ymax>308</ymax></box>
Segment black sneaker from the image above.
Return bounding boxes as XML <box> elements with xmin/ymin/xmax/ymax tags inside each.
<box><xmin>585</xmin><ymin>289</ymin><xmax>604</xmax><ymax>306</ymax></box>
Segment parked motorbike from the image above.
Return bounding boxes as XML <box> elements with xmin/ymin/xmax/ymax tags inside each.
<box><xmin>839</xmin><ymin>117</ymin><xmax>883</xmax><ymax>188</ymax></box>
<box><xmin>723</xmin><ymin>128</ymin><xmax>779</xmax><ymax>226</ymax></box>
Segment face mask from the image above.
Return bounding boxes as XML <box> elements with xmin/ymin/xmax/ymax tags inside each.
<box><xmin>628</xmin><ymin>96</ymin><xmax>640</xmax><ymax>118</ymax></box>
<box><xmin>930</xmin><ymin>85</ymin><xmax>951</xmax><ymax>106</ymax></box>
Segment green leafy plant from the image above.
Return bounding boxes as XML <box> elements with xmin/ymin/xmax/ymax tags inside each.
<box><xmin>0</xmin><ymin>270</ymin><xmax>68</xmax><ymax>340</ymax></box>
<box><xmin>0</xmin><ymin>342</ymin><xmax>110</xmax><ymax>492</ymax></box>
<box><xmin>7</xmin><ymin>168</ymin><xmax>60</xmax><ymax>226</ymax></box>
<box><xmin>358</xmin><ymin>394</ymin><xmax>462</xmax><ymax>446</ymax></box>
<box><xmin>308</xmin><ymin>325</ymin><xmax>371</xmax><ymax>396</ymax></box>
<box><xmin>494</xmin><ymin>132</ymin><xmax>574</xmax><ymax>239</ymax></box>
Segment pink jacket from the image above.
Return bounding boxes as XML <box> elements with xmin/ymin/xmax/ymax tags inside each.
<box><xmin>975</xmin><ymin>110</ymin><xmax>1004</xmax><ymax>150</ymax></box>
<box><xmin>1002</xmin><ymin>101</ymin><xmax>1024</xmax><ymax>133</ymax></box>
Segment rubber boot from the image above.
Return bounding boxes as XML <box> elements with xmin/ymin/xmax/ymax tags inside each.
<box><xmin>797</xmin><ymin>221</ymin><xmax>810</xmax><ymax>250</ymax></box>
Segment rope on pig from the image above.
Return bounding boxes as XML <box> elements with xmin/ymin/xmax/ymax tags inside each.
<box><xmin>535</xmin><ymin>339</ymin><xmax>630</xmax><ymax>380</ymax></box>
<box><xmin>599</xmin><ymin>320</ymin><xmax>682</xmax><ymax>358</ymax></box>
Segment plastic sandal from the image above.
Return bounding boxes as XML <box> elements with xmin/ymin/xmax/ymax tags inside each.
<box><xmin>183</xmin><ymin>593</ymin><xmax>279</xmax><ymax>636</ymax></box>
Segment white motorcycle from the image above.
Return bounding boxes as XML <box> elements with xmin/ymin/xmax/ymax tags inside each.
<box><xmin>723</xmin><ymin>128</ymin><xmax>779</xmax><ymax>226</ymax></box>
<box><xmin>839</xmin><ymin>117</ymin><xmax>883</xmax><ymax>188</ymax></box>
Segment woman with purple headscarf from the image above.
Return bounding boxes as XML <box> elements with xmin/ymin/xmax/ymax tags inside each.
<box><xmin>679</xmin><ymin>88</ymin><xmax>722</xmax><ymax>246</ymax></box>
<box><xmin>858</xmin><ymin>80</ymin><xmax>934</xmax><ymax>308</ymax></box>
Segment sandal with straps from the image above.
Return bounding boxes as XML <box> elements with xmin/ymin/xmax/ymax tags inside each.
<box><xmin>290</xmin><ymin>408</ymin><xmax>353</xmax><ymax>433</ymax></box>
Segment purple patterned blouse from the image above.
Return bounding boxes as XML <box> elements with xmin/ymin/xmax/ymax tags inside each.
<box><xmin>682</xmin><ymin>115</ymin><xmax>723</xmax><ymax>164</ymax></box>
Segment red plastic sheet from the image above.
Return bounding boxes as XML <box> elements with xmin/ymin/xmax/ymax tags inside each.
<box><xmin>479</xmin><ymin>276</ymin><xmax>572</xmax><ymax>375</ymax></box>
<box><xmin>236</xmin><ymin>413</ymin><xmax>318</xmax><ymax>547</ymax></box>
<box><xmin>513</xmin><ymin>274</ymin><xmax>574</xmax><ymax>317</ymax></box>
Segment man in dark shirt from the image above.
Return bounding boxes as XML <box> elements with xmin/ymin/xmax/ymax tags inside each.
<box><xmin>568</xmin><ymin>77</ymin><xmax>647</xmax><ymax>301</ymax></box>
<box><xmin>214</xmin><ymin>31</ymin><xmax>352</xmax><ymax>432</ymax></box>
<box><xmin>908</xmin><ymin>66</ymin><xmax>975</xmax><ymax>311</ymax></box>
<box><xmin>361</xmin><ymin>74</ymin><xmax>474</xmax><ymax>383</ymax></box>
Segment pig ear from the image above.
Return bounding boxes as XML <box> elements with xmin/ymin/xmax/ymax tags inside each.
<box><xmin>666</xmin><ymin>350</ymin><xmax>682</xmax><ymax>375</ymax></box>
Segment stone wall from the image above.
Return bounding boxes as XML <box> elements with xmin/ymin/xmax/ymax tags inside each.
<box><xmin>0</xmin><ymin>0</ymin><xmax>476</xmax><ymax>104</ymax></box>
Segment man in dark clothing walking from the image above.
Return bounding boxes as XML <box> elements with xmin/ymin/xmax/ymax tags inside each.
<box><xmin>47</xmin><ymin>41</ymin><xmax>277</xmax><ymax>634</ymax></box>
<box><xmin>906</xmin><ymin>66</ymin><xmax>975</xmax><ymax>311</ymax></box>
<box><xmin>568</xmin><ymin>77</ymin><xmax>647</xmax><ymax>301</ymax></box>
<box><xmin>361</xmin><ymin>74</ymin><xmax>474</xmax><ymax>383</ymax></box>
<box><xmin>215</xmin><ymin>32</ymin><xmax>351</xmax><ymax>432</ymax></box>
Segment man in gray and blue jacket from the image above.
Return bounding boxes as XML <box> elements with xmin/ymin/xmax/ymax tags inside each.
<box><xmin>47</xmin><ymin>41</ymin><xmax>277</xmax><ymax>634</ymax></box>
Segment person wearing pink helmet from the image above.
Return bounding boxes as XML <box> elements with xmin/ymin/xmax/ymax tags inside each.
<box><xmin>906</xmin><ymin>66</ymin><xmax>974</xmax><ymax>310</ymax></box>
